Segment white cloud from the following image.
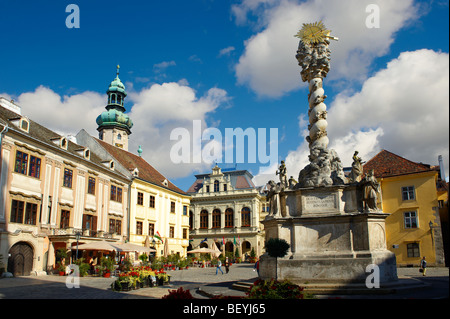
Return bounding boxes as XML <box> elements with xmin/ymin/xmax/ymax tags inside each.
<box><xmin>5</xmin><ymin>86</ymin><xmax>104</xmax><ymax>136</ymax></box>
<box><xmin>218</xmin><ymin>46</ymin><xmax>236</xmax><ymax>57</ymax></box>
<box><xmin>233</xmin><ymin>0</ymin><xmax>419</xmax><ymax>97</ymax></box>
<box><xmin>127</xmin><ymin>82</ymin><xmax>230</xmax><ymax>178</ymax></box>
<box><xmin>2</xmin><ymin>82</ymin><xmax>229</xmax><ymax>180</ymax></box>
<box><xmin>253</xmin><ymin>49</ymin><xmax>449</xmax><ymax>184</ymax></box>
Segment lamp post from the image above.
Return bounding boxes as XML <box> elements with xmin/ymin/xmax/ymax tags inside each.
<box><xmin>75</xmin><ymin>231</ymin><xmax>82</xmax><ymax>261</ymax></box>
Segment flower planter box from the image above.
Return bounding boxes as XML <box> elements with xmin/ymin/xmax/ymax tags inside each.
<box><xmin>103</xmin><ymin>272</ymin><xmax>111</xmax><ymax>278</ymax></box>
<box><xmin>59</xmin><ymin>271</ymin><xmax>65</xmax><ymax>276</ymax></box>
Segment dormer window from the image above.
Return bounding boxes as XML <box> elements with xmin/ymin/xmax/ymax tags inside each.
<box><xmin>84</xmin><ymin>149</ymin><xmax>90</xmax><ymax>160</ymax></box>
<box><xmin>162</xmin><ymin>179</ymin><xmax>168</xmax><ymax>187</ymax></box>
<box><xmin>50</xmin><ymin>137</ymin><xmax>68</xmax><ymax>150</ymax></box>
<box><xmin>20</xmin><ymin>119</ymin><xmax>29</xmax><ymax>132</ymax></box>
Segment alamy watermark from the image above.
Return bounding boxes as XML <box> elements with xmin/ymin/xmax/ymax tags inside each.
<box><xmin>65</xmin><ymin>4</ymin><xmax>80</xmax><ymax>29</ymax></box>
<box><xmin>366</xmin><ymin>4</ymin><xmax>380</xmax><ymax>29</ymax></box>
<box><xmin>170</xmin><ymin>120</ymin><xmax>278</xmax><ymax>168</ymax></box>
<box><xmin>65</xmin><ymin>264</ymin><xmax>80</xmax><ymax>289</ymax></box>
<box><xmin>365</xmin><ymin>264</ymin><xmax>380</xmax><ymax>288</ymax></box>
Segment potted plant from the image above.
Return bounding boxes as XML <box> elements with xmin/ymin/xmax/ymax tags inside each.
<box><xmin>57</xmin><ymin>262</ymin><xmax>66</xmax><ymax>276</ymax></box>
<box><xmin>99</xmin><ymin>256</ymin><xmax>115</xmax><ymax>278</ymax></box>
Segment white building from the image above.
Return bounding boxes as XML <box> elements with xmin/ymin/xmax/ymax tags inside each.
<box><xmin>187</xmin><ymin>165</ymin><xmax>267</xmax><ymax>258</ymax></box>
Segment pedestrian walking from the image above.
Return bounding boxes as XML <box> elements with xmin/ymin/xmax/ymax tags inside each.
<box><xmin>216</xmin><ymin>259</ymin><xmax>224</xmax><ymax>275</ymax></box>
<box><xmin>254</xmin><ymin>259</ymin><xmax>259</xmax><ymax>277</ymax></box>
<box><xmin>225</xmin><ymin>257</ymin><xmax>230</xmax><ymax>274</ymax></box>
<box><xmin>420</xmin><ymin>256</ymin><xmax>427</xmax><ymax>276</ymax></box>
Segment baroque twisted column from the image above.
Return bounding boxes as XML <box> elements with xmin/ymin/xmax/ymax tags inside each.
<box><xmin>295</xmin><ymin>23</ymin><xmax>346</xmax><ymax>187</ymax></box>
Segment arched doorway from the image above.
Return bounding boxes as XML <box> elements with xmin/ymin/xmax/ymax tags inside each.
<box><xmin>242</xmin><ymin>240</ymin><xmax>251</xmax><ymax>258</ymax></box>
<box><xmin>8</xmin><ymin>242</ymin><xmax>34</xmax><ymax>276</ymax></box>
<box><xmin>225</xmin><ymin>241</ymin><xmax>234</xmax><ymax>253</ymax></box>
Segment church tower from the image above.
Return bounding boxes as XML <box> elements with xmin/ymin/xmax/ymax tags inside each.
<box><xmin>96</xmin><ymin>65</ymin><xmax>133</xmax><ymax>151</ymax></box>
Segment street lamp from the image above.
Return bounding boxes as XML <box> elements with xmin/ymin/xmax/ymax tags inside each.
<box><xmin>75</xmin><ymin>231</ymin><xmax>82</xmax><ymax>261</ymax></box>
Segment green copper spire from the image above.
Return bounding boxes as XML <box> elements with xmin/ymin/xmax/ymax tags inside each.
<box><xmin>96</xmin><ymin>65</ymin><xmax>133</xmax><ymax>136</ymax></box>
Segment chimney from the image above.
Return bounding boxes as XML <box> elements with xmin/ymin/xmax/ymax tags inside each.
<box><xmin>438</xmin><ymin>155</ymin><xmax>446</xmax><ymax>181</ymax></box>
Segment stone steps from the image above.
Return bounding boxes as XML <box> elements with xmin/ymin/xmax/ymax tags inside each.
<box><xmin>231</xmin><ymin>277</ymin><xmax>430</xmax><ymax>295</ymax></box>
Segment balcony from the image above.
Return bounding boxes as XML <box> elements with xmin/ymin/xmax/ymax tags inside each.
<box><xmin>49</xmin><ymin>227</ymin><xmax>122</xmax><ymax>240</ymax></box>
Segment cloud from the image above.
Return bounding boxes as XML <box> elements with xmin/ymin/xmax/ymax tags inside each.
<box><xmin>233</xmin><ymin>0</ymin><xmax>419</xmax><ymax>97</ymax></box>
<box><xmin>127</xmin><ymin>82</ymin><xmax>230</xmax><ymax>178</ymax></box>
<box><xmin>4</xmin><ymin>86</ymin><xmax>104</xmax><ymax>136</ymax></box>
<box><xmin>218</xmin><ymin>46</ymin><xmax>236</xmax><ymax>57</ymax></box>
<box><xmin>253</xmin><ymin>49</ymin><xmax>449</xmax><ymax>184</ymax></box>
<box><xmin>2</xmin><ymin>82</ymin><xmax>230</xmax><ymax>180</ymax></box>
<box><xmin>153</xmin><ymin>61</ymin><xmax>176</xmax><ymax>72</ymax></box>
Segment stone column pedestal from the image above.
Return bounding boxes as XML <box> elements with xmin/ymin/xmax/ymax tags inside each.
<box><xmin>260</xmin><ymin>186</ymin><xmax>398</xmax><ymax>284</ymax></box>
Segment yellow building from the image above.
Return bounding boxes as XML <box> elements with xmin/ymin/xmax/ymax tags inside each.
<box><xmin>364</xmin><ymin>150</ymin><xmax>446</xmax><ymax>266</ymax></box>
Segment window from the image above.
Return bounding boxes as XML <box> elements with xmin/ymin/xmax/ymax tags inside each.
<box><xmin>404</xmin><ymin>211</ymin><xmax>418</xmax><ymax>229</ymax></box>
<box><xmin>212</xmin><ymin>209</ymin><xmax>221</xmax><ymax>228</ymax></box>
<box><xmin>170</xmin><ymin>201</ymin><xmax>176</xmax><ymax>213</ymax></box>
<box><xmin>10</xmin><ymin>200</ymin><xmax>24</xmax><ymax>223</ymax></box>
<box><xmin>88</xmin><ymin>177</ymin><xmax>96</xmax><ymax>195</ymax></box>
<box><xmin>200</xmin><ymin>210</ymin><xmax>208</xmax><ymax>229</ymax></box>
<box><xmin>183</xmin><ymin>205</ymin><xmax>188</xmax><ymax>216</ymax></box>
<box><xmin>60</xmin><ymin>210</ymin><xmax>70</xmax><ymax>229</ymax></box>
<box><xmin>14</xmin><ymin>151</ymin><xmax>42</xmax><ymax>179</ymax></box>
<box><xmin>169</xmin><ymin>226</ymin><xmax>175</xmax><ymax>238</ymax></box>
<box><xmin>137</xmin><ymin>192</ymin><xmax>144</xmax><ymax>205</ymax></box>
<box><xmin>182</xmin><ymin>228</ymin><xmax>188</xmax><ymax>239</ymax></box>
<box><xmin>407</xmin><ymin>243</ymin><xmax>420</xmax><ymax>258</ymax></box>
<box><xmin>14</xmin><ymin>151</ymin><xmax>28</xmax><ymax>175</ymax></box>
<box><xmin>29</xmin><ymin>156</ymin><xmax>41</xmax><ymax>178</ymax></box>
<box><xmin>241</xmin><ymin>207</ymin><xmax>251</xmax><ymax>227</ymax></box>
<box><xmin>109</xmin><ymin>219</ymin><xmax>122</xmax><ymax>234</ymax></box>
<box><xmin>149</xmin><ymin>195</ymin><xmax>155</xmax><ymax>208</ymax></box>
<box><xmin>24</xmin><ymin>203</ymin><xmax>37</xmax><ymax>225</ymax></box>
<box><xmin>110</xmin><ymin>185</ymin><xmax>123</xmax><ymax>202</ymax></box>
<box><xmin>10</xmin><ymin>200</ymin><xmax>37</xmax><ymax>225</ymax></box>
<box><xmin>214</xmin><ymin>180</ymin><xmax>219</xmax><ymax>192</ymax></box>
<box><xmin>148</xmin><ymin>223</ymin><xmax>155</xmax><ymax>236</ymax></box>
<box><xmin>225</xmin><ymin>208</ymin><xmax>234</xmax><ymax>228</ymax></box>
<box><xmin>206</xmin><ymin>185</ymin><xmax>210</xmax><ymax>192</ymax></box>
<box><xmin>223</xmin><ymin>184</ymin><xmax>227</xmax><ymax>192</ymax></box>
<box><xmin>136</xmin><ymin>221</ymin><xmax>143</xmax><ymax>235</ymax></box>
<box><xmin>402</xmin><ymin>186</ymin><xmax>415</xmax><ymax>201</ymax></box>
<box><xmin>63</xmin><ymin>168</ymin><xmax>73</xmax><ymax>188</ymax></box>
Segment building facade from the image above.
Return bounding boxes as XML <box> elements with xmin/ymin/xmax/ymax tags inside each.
<box><xmin>363</xmin><ymin>150</ymin><xmax>446</xmax><ymax>266</ymax></box>
<box><xmin>187</xmin><ymin>165</ymin><xmax>267</xmax><ymax>258</ymax></box>
<box><xmin>0</xmin><ymin>98</ymin><xmax>129</xmax><ymax>276</ymax></box>
<box><xmin>77</xmin><ymin>67</ymin><xmax>191</xmax><ymax>257</ymax></box>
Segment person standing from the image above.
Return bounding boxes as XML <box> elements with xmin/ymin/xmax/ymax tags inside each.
<box><xmin>216</xmin><ymin>259</ymin><xmax>224</xmax><ymax>275</ymax></box>
<box><xmin>254</xmin><ymin>259</ymin><xmax>260</xmax><ymax>277</ymax></box>
<box><xmin>224</xmin><ymin>257</ymin><xmax>230</xmax><ymax>274</ymax></box>
<box><xmin>420</xmin><ymin>256</ymin><xmax>427</xmax><ymax>276</ymax></box>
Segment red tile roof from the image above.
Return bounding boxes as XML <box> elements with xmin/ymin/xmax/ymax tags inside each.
<box><xmin>95</xmin><ymin>138</ymin><xmax>187</xmax><ymax>195</ymax></box>
<box><xmin>363</xmin><ymin>149</ymin><xmax>434</xmax><ymax>178</ymax></box>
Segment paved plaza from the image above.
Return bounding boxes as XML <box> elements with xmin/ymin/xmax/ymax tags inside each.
<box><xmin>0</xmin><ymin>263</ymin><xmax>448</xmax><ymax>299</ymax></box>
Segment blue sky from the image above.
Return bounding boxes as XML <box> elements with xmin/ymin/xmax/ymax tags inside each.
<box><xmin>0</xmin><ymin>0</ymin><xmax>448</xmax><ymax>191</ymax></box>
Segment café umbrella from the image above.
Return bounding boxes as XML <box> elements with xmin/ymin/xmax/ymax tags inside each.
<box><xmin>187</xmin><ymin>247</ymin><xmax>221</xmax><ymax>258</ymax></box>
<box><xmin>75</xmin><ymin>241</ymin><xmax>123</xmax><ymax>252</ymax></box>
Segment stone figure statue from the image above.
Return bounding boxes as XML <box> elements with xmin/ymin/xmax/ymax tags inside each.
<box><xmin>276</xmin><ymin>161</ymin><xmax>288</xmax><ymax>186</ymax></box>
<box><xmin>361</xmin><ymin>169</ymin><xmax>380</xmax><ymax>211</ymax></box>
<box><xmin>288</xmin><ymin>176</ymin><xmax>298</xmax><ymax>189</ymax></box>
<box><xmin>348</xmin><ymin>151</ymin><xmax>364</xmax><ymax>183</ymax></box>
<box><xmin>267</xmin><ymin>180</ymin><xmax>286</xmax><ymax>217</ymax></box>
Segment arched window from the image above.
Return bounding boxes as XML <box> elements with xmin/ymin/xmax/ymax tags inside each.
<box><xmin>214</xmin><ymin>180</ymin><xmax>219</xmax><ymax>192</ymax></box>
<box><xmin>111</xmin><ymin>94</ymin><xmax>116</xmax><ymax>104</ymax></box>
<box><xmin>117</xmin><ymin>95</ymin><xmax>122</xmax><ymax>105</ymax></box>
<box><xmin>241</xmin><ymin>207</ymin><xmax>251</xmax><ymax>227</ymax></box>
<box><xmin>212</xmin><ymin>209</ymin><xmax>221</xmax><ymax>228</ymax></box>
<box><xmin>200</xmin><ymin>210</ymin><xmax>208</xmax><ymax>229</ymax></box>
<box><xmin>225</xmin><ymin>208</ymin><xmax>234</xmax><ymax>228</ymax></box>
